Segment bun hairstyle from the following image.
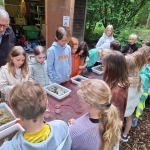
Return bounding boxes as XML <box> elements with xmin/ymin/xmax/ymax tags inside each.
<box><xmin>77</xmin><ymin>79</ymin><xmax>122</xmax><ymax>150</ymax></box>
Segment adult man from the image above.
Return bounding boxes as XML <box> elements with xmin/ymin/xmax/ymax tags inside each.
<box><xmin>0</xmin><ymin>6</ymin><xmax>16</xmax><ymax>67</ymax></box>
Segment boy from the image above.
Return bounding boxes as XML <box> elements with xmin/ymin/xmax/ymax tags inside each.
<box><xmin>0</xmin><ymin>81</ymin><xmax>71</xmax><ymax>150</ymax></box>
<box><xmin>122</xmin><ymin>34</ymin><xmax>138</xmax><ymax>54</ymax></box>
<box><xmin>110</xmin><ymin>40</ymin><xmax>121</xmax><ymax>51</ymax></box>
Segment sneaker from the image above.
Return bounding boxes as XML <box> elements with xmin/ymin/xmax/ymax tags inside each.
<box><xmin>121</xmin><ymin>134</ymin><xmax>130</xmax><ymax>142</ymax></box>
<box><xmin>132</xmin><ymin>117</ymin><xmax>139</xmax><ymax>127</ymax></box>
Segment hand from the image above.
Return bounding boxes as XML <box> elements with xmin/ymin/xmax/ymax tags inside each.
<box><xmin>68</xmin><ymin>118</ymin><xmax>75</xmax><ymax>126</ymax></box>
<box><xmin>79</xmin><ymin>66</ymin><xmax>84</xmax><ymax>69</ymax></box>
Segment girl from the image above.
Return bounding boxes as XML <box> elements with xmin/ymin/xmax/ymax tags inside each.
<box><xmin>76</xmin><ymin>41</ymin><xmax>89</xmax><ymax>75</ymax></box>
<box><xmin>28</xmin><ymin>45</ymin><xmax>52</xmax><ymax>87</ymax></box>
<box><xmin>102</xmin><ymin>51</ymin><xmax>129</xmax><ymax>121</ymax></box>
<box><xmin>47</xmin><ymin>27</ymin><xmax>72</xmax><ymax>83</ymax></box>
<box><xmin>0</xmin><ymin>46</ymin><xmax>32</xmax><ymax>101</ymax></box>
<box><xmin>96</xmin><ymin>25</ymin><xmax>114</xmax><ymax>49</ymax></box>
<box><xmin>68</xmin><ymin>37</ymin><xmax>82</xmax><ymax>78</ymax></box>
<box><xmin>69</xmin><ymin>79</ymin><xmax>122</xmax><ymax>150</ymax></box>
<box><xmin>132</xmin><ymin>46</ymin><xmax>150</xmax><ymax>127</ymax></box>
<box><xmin>122</xmin><ymin>54</ymin><xmax>142</xmax><ymax>142</ymax></box>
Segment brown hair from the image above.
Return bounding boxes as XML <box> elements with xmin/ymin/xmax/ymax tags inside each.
<box><xmin>77</xmin><ymin>79</ymin><xmax>122</xmax><ymax>150</ymax></box>
<box><xmin>55</xmin><ymin>27</ymin><xmax>68</xmax><ymax>41</ymax></box>
<box><xmin>68</xmin><ymin>37</ymin><xmax>79</xmax><ymax>49</ymax></box>
<box><xmin>34</xmin><ymin>45</ymin><xmax>46</xmax><ymax>56</ymax></box>
<box><xmin>142</xmin><ymin>41</ymin><xmax>150</xmax><ymax>47</ymax></box>
<box><xmin>9</xmin><ymin>81</ymin><xmax>47</xmax><ymax>122</ymax></box>
<box><xmin>7</xmin><ymin>46</ymin><xmax>29</xmax><ymax>78</ymax></box>
<box><xmin>138</xmin><ymin>46</ymin><xmax>150</xmax><ymax>64</ymax></box>
<box><xmin>131</xmin><ymin>50</ymin><xmax>146</xmax><ymax>71</ymax></box>
<box><xmin>104</xmin><ymin>25</ymin><xmax>114</xmax><ymax>37</ymax></box>
<box><xmin>102</xmin><ymin>51</ymin><xmax>129</xmax><ymax>88</ymax></box>
<box><xmin>110</xmin><ymin>41</ymin><xmax>121</xmax><ymax>51</ymax></box>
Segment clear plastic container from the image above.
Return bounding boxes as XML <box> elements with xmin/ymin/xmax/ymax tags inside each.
<box><xmin>70</xmin><ymin>75</ymin><xmax>88</xmax><ymax>85</ymax></box>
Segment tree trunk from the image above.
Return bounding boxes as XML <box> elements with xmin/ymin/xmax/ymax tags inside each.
<box><xmin>146</xmin><ymin>12</ymin><xmax>150</xmax><ymax>28</ymax></box>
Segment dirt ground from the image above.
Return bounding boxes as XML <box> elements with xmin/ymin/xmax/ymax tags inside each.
<box><xmin>120</xmin><ymin>107</ymin><xmax>150</xmax><ymax>150</ymax></box>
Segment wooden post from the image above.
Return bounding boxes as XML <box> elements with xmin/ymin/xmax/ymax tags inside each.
<box><xmin>146</xmin><ymin>12</ymin><xmax>150</xmax><ymax>28</ymax></box>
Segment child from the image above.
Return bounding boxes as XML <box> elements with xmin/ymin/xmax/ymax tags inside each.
<box><xmin>122</xmin><ymin>54</ymin><xmax>142</xmax><ymax>142</ymax></box>
<box><xmin>76</xmin><ymin>41</ymin><xmax>89</xmax><ymax>74</ymax></box>
<box><xmin>102</xmin><ymin>51</ymin><xmax>129</xmax><ymax>121</ymax></box>
<box><xmin>142</xmin><ymin>41</ymin><xmax>150</xmax><ymax>47</ymax></box>
<box><xmin>47</xmin><ymin>27</ymin><xmax>71</xmax><ymax>83</ymax></box>
<box><xmin>110</xmin><ymin>40</ymin><xmax>121</xmax><ymax>51</ymax></box>
<box><xmin>96</xmin><ymin>25</ymin><xmax>114</xmax><ymax>49</ymax></box>
<box><xmin>132</xmin><ymin>46</ymin><xmax>150</xmax><ymax>127</ymax></box>
<box><xmin>69</xmin><ymin>79</ymin><xmax>122</xmax><ymax>150</ymax></box>
<box><xmin>0</xmin><ymin>81</ymin><xmax>71</xmax><ymax>149</ymax></box>
<box><xmin>28</xmin><ymin>45</ymin><xmax>52</xmax><ymax>87</ymax></box>
<box><xmin>122</xmin><ymin>34</ymin><xmax>138</xmax><ymax>54</ymax></box>
<box><xmin>68</xmin><ymin>37</ymin><xmax>82</xmax><ymax>77</ymax></box>
<box><xmin>0</xmin><ymin>46</ymin><xmax>32</xmax><ymax>101</ymax></box>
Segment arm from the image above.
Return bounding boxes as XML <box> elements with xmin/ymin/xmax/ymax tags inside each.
<box><xmin>28</xmin><ymin>65</ymin><xmax>34</xmax><ymax>80</ymax></box>
<box><xmin>47</xmin><ymin>49</ymin><xmax>55</xmax><ymax>82</ymax></box>
<box><xmin>95</xmin><ymin>37</ymin><xmax>104</xmax><ymax>48</ymax></box>
<box><xmin>0</xmin><ymin>69</ymin><xmax>14</xmax><ymax>95</ymax></box>
<box><xmin>68</xmin><ymin>47</ymin><xmax>72</xmax><ymax>76</ymax></box>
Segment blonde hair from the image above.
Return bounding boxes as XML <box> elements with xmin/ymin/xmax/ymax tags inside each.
<box><xmin>9</xmin><ymin>81</ymin><xmax>47</xmax><ymax>122</ymax></box>
<box><xmin>131</xmin><ymin>50</ymin><xmax>146</xmax><ymax>71</ymax></box>
<box><xmin>129</xmin><ymin>34</ymin><xmax>137</xmax><ymax>41</ymax></box>
<box><xmin>138</xmin><ymin>46</ymin><xmax>150</xmax><ymax>64</ymax></box>
<box><xmin>100</xmin><ymin>49</ymin><xmax>112</xmax><ymax>58</ymax></box>
<box><xmin>77</xmin><ymin>79</ymin><xmax>122</xmax><ymax>150</ymax></box>
<box><xmin>125</xmin><ymin>54</ymin><xmax>141</xmax><ymax>92</ymax></box>
<box><xmin>7</xmin><ymin>46</ymin><xmax>29</xmax><ymax>78</ymax></box>
<box><xmin>34</xmin><ymin>45</ymin><xmax>46</xmax><ymax>56</ymax></box>
<box><xmin>68</xmin><ymin>37</ymin><xmax>79</xmax><ymax>49</ymax></box>
<box><xmin>104</xmin><ymin>25</ymin><xmax>114</xmax><ymax>37</ymax></box>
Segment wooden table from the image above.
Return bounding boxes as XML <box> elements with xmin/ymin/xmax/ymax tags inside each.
<box><xmin>45</xmin><ymin>72</ymin><xmax>103</xmax><ymax>123</ymax></box>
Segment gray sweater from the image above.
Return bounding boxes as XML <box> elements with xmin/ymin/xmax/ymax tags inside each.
<box><xmin>0</xmin><ymin>120</ymin><xmax>72</xmax><ymax>150</ymax></box>
<box><xmin>28</xmin><ymin>56</ymin><xmax>52</xmax><ymax>87</ymax></box>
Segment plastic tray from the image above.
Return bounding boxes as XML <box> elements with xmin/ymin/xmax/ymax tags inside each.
<box><xmin>0</xmin><ymin>123</ymin><xmax>24</xmax><ymax>146</ymax></box>
<box><xmin>92</xmin><ymin>65</ymin><xmax>103</xmax><ymax>75</ymax></box>
<box><xmin>0</xmin><ymin>103</ymin><xmax>17</xmax><ymax>131</ymax></box>
<box><xmin>71</xmin><ymin>75</ymin><xmax>88</xmax><ymax>85</ymax></box>
<box><xmin>44</xmin><ymin>83</ymin><xmax>71</xmax><ymax>100</ymax></box>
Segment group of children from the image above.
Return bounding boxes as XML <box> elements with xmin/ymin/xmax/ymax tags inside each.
<box><xmin>0</xmin><ymin>25</ymin><xmax>150</xmax><ymax>150</ymax></box>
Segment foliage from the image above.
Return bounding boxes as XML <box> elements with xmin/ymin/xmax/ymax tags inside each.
<box><xmin>85</xmin><ymin>0</ymin><xmax>150</xmax><ymax>46</ymax></box>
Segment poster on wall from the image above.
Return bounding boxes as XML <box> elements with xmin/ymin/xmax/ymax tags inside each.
<box><xmin>63</xmin><ymin>16</ymin><xmax>70</xmax><ymax>27</ymax></box>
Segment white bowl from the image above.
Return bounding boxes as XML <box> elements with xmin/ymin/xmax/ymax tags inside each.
<box><xmin>92</xmin><ymin>65</ymin><xmax>103</xmax><ymax>75</ymax></box>
<box><xmin>44</xmin><ymin>83</ymin><xmax>71</xmax><ymax>100</ymax></box>
<box><xmin>0</xmin><ymin>123</ymin><xmax>24</xmax><ymax>146</ymax></box>
<box><xmin>71</xmin><ymin>75</ymin><xmax>88</xmax><ymax>85</ymax></box>
<box><xmin>0</xmin><ymin>103</ymin><xmax>17</xmax><ymax>131</ymax></box>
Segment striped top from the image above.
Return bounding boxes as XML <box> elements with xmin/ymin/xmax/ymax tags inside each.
<box><xmin>69</xmin><ymin>113</ymin><xmax>101</xmax><ymax>150</ymax></box>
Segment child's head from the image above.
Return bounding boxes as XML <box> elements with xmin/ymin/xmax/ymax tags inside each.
<box><xmin>34</xmin><ymin>45</ymin><xmax>46</xmax><ymax>63</ymax></box>
<box><xmin>9</xmin><ymin>81</ymin><xmax>47</xmax><ymax>122</ymax></box>
<box><xmin>131</xmin><ymin>50</ymin><xmax>146</xmax><ymax>71</ymax></box>
<box><xmin>110</xmin><ymin>41</ymin><xmax>121</xmax><ymax>51</ymax></box>
<box><xmin>125</xmin><ymin>54</ymin><xmax>138</xmax><ymax>75</ymax></box>
<box><xmin>68</xmin><ymin>37</ymin><xmax>79</xmax><ymax>54</ymax></box>
<box><xmin>99</xmin><ymin>49</ymin><xmax>112</xmax><ymax>58</ymax></box>
<box><xmin>7</xmin><ymin>46</ymin><xmax>28</xmax><ymax>78</ymax></box>
<box><xmin>55</xmin><ymin>27</ymin><xmax>68</xmax><ymax>46</ymax></box>
<box><xmin>77</xmin><ymin>79</ymin><xmax>122</xmax><ymax>150</ymax></box>
<box><xmin>76</xmin><ymin>41</ymin><xmax>89</xmax><ymax>57</ymax></box>
<box><xmin>142</xmin><ymin>41</ymin><xmax>150</xmax><ymax>47</ymax></box>
<box><xmin>138</xmin><ymin>46</ymin><xmax>150</xmax><ymax>64</ymax></box>
<box><xmin>104</xmin><ymin>25</ymin><xmax>113</xmax><ymax>37</ymax></box>
<box><xmin>102</xmin><ymin>51</ymin><xmax>129</xmax><ymax>88</ymax></box>
<box><xmin>128</xmin><ymin>34</ymin><xmax>137</xmax><ymax>45</ymax></box>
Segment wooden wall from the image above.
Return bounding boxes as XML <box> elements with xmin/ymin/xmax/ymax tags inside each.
<box><xmin>72</xmin><ymin>0</ymin><xmax>87</xmax><ymax>41</ymax></box>
<box><xmin>45</xmin><ymin>0</ymin><xmax>75</xmax><ymax>48</ymax></box>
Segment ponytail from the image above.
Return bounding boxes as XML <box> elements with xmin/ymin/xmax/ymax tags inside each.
<box><xmin>100</xmin><ymin>104</ymin><xmax>122</xmax><ymax>150</ymax></box>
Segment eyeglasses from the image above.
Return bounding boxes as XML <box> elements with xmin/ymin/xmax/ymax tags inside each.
<box><xmin>0</xmin><ymin>24</ymin><xmax>9</xmax><ymax>29</ymax></box>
